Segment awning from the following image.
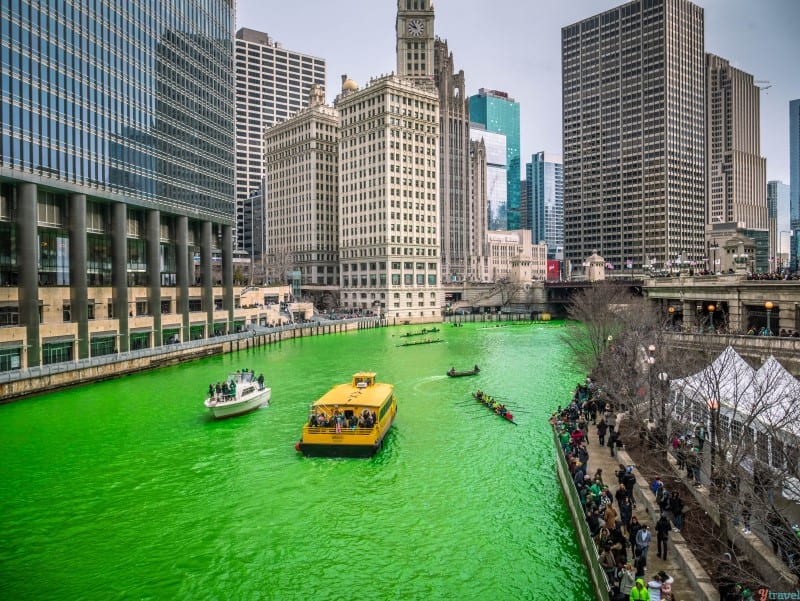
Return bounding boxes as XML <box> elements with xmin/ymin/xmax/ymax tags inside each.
<box><xmin>90</xmin><ymin>330</ymin><xmax>118</xmax><ymax>338</ymax></box>
<box><xmin>42</xmin><ymin>335</ymin><xmax>75</xmax><ymax>344</ymax></box>
<box><xmin>0</xmin><ymin>339</ymin><xmax>23</xmax><ymax>349</ymax></box>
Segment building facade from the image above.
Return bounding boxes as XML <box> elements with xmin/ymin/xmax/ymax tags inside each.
<box><xmin>234</xmin><ymin>28</ymin><xmax>326</xmax><ymax>257</ymax></box>
<box><xmin>335</xmin><ymin>75</ymin><xmax>441</xmax><ymax>319</ymax></box>
<box><xmin>791</xmin><ymin>99</ymin><xmax>800</xmax><ymax>272</ymax></box>
<box><xmin>262</xmin><ymin>85</ymin><xmax>340</xmax><ymax>303</ymax></box>
<box><xmin>469</xmin><ymin>89</ymin><xmax>521</xmax><ymax>230</ymax></box>
<box><xmin>526</xmin><ymin>152</ymin><xmax>564</xmax><ymax>260</ymax></box>
<box><xmin>434</xmin><ymin>39</ymin><xmax>472</xmax><ymax>284</ymax></box>
<box><xmin>470</xmin><ymin>127</ymin><xmax>508</xmax><ymax>232</ymax></box>
<box><xmin>395</xmin><ymin>0</ymin><xmax>435</xmax><ymax>83</ymax></box>
<box><xmin>705</xmin><ymin>54</ymin><xmax>767</xmax><ymax>231</ymax></box>
<box><xmin>562</xmin><ymin>0</ymin><xmax>706</xmax><ymax>272</ymax></box>
<box><xmin>469</xmin><ymin>138</ymin><xmax>490</xmax><ymax>281</ymax></box>
<box><xmin>0</xmin><ymin>0</ymin><xmax>240</xmax><ymax>370</ymax></box>
<box><xmin>767</xmin><ymin>181</ymin><xmax>791</xmax><ymax>272</ymax></box>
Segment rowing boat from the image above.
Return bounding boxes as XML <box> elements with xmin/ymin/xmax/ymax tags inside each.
<box><xmin>471</xmin><ymin>392</ymin><xmax>517</xmax><ymax>424</ymax></box>
<box><xmin>397</xmin><ymin>338</ymin><xmax>444</xmax><ymax>347</ymax></box>
<box><xmin>447</xmin><ymin>365</ymin><xmax>480</xmax><ymax>377</ymax></box>
<box><xmin>399</xmin><ymin>327</ymin><xmax>441</xmax><ymax>338</ymax></box>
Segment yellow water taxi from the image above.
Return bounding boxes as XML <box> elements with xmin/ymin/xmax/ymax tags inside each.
<box><xmin>295</xmin><ymin>372</ymin><xmax>397</xmax><ymax>457</ymax></box>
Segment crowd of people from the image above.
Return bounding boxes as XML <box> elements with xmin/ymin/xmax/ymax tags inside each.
<box><xmin>553</xmin><ymin>381</ymin><xmax>676</xmax><ymax>600</ymax></box>
<box><xmin>207</xmin><ymin>368</ymin><xmax>266</xmax><ymax>401</ymax></box>
<box><xmin>308</xmin><ymin>407</ymin><xmax>377</xmax><ymax>432</ymax></box>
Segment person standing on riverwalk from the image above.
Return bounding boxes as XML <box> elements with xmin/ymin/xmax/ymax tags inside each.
<box><xmin>635</xmin><ymin>524</ymin><xmax>652</xmax><ymax>561</ymax></box>
<box><xmin>598</xmin><ymin>417</ymin><xmax>608</xmax><ymax>446</ymax></box>
<box><xmin>629</xmin><ymin>578</ymin><xmax>650</xmax><ymax>600</ymax></box>
<box><xmin>655</xmin><ymin>513</ymin><xmax>671</xmax><ymax>560</ymax></box>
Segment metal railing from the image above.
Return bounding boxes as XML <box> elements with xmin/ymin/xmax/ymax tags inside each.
<box><xmin>0</xmin><ymin>316</ymin><xmax>377</xmax><ymax>385</ymax></box>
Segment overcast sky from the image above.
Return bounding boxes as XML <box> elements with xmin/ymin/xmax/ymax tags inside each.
<box><xmin>236</xmin><ymin>0</ymin><xmax>800</xmax><ymax>183</ymax></box>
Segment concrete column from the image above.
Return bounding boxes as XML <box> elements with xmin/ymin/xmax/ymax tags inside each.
<box><xmin>200</xmin><ymin>220</ymin><xmax>213</xmax><ymax>337</ymax></box>
<box><xmin>112</xmin><ymin>202</ymin><xmax>129</xmax><ymax>352</ymax></box>
<box><xmin>176</xmin><ymin>216</ymin><xmax>189</xmax><ymax>342</ymax></box>
<box><xmin>147</xmin><ymin>209</ymin><xmax>162</xmax><ymax>347</ymax></box>
<box><xmin>222</xmin><ymin>224</ymin><xmax>233</xmax><ymax>333</ymax></box>
<box><xmin>18</xmin><ymin>183</ymin><xmax>40</xmax><ymax>368</ymax></box>
<box><xmin>69</xmin><ymin>193</ymin><xmax>89</xmax><ymax>359</ymax></box>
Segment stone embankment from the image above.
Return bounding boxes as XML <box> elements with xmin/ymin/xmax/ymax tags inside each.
<box><xmin>0</xmin><ymin>318</ymin><xmax>384</xmax><ymax>403</ymax></box>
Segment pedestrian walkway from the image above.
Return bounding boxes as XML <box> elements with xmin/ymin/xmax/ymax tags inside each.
<box><xmin>584</xmin><ymin>419</ymin><xmax>712</xmax><ymax>601</ymax></box>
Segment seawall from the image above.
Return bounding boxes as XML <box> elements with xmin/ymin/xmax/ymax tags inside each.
<box><xmin>552</xmin><ymin>427</ymin><xmax>611</xmax><ymax>601</ymax></box>
<box><xmin>0</xmin><ymin>318</ymin><xmax>384</xmax><ymax>403</ymax></box>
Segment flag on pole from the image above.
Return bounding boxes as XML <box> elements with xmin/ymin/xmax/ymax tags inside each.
<box><xmin>626</xmin><ymin>259</ymin><xmax>633</xmax><ymax>269</ymax></box>
<box><xmin>604</xmin><ymin>262</ymin><xmax>615</xmax><ymax>270</ymax></box>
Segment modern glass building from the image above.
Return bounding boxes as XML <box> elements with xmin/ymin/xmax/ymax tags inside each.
<box><xmin>470</xmin><ymin>127</ymin><xmax>507</xmax><ymax>232</ymax></box>
<box><xmin>469</xmin><ymin>89</ymin><xmax>520</xmax><ymax>230</ymax></box>
<box><xmin>791</xmin><ymin>99</ymin><xmax>800</xmax><ymax>272</ymax></box>
<box><xmin>526</xmin><ymin>152</ymin><xmax>563</xmax><ymax>260</ymax></box>
<box><xmin>0</xmin><ymin>0</ymin><xmax>237</xmax><ymax>369</ymax></box>
<box><xmin>767</xmin><ymin>180</ymin><xmax>791</xmax><ymax>272</ymax></box>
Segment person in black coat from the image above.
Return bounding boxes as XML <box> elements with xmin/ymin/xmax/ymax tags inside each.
<box><xmin>656</xmin><ymin>513</ymin><xmax>671</xmax><ymax>559</ymax></box>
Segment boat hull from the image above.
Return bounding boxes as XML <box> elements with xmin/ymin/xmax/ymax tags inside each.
<box><xmin>204</xmin><ymin>388</ymin><xmax>271</xmax><ymax>419</ymax></box>
<box><xmin>297</xmin><ymin>408</ymin><xmax>396</xmax><ymax>458</ymax></box>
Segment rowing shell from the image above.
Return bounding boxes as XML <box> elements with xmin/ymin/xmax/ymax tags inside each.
<box><xmin>471</xmin><ymin>392</ymin><xmax>517</xmax><ymax>425</ymax></box>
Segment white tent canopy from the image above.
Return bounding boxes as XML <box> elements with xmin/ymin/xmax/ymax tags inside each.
<box><xmin>670</xmin><ymin>346</ymin><xmax>800</xmax><ymax>500</ymax></box>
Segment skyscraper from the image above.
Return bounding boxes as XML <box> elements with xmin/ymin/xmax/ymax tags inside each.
<box><xmin>526</xmin><ymin>152</ymin><xmax>564</xmax><ymax>260</ymax></box>
<box><xmin>335</xmin><ymin>75</ymin><xmax>441</xmax><ymax>318</ymax></box>
<box><xmin>562</xmin><ymin>0</ymin><xmax>705</xmax><ymax>272</ymax></box>
<box><xmin>0</xmin><ymin>0</ymin><xmax>236</xmax><ymax>369</ymax></box>
<box><xmin>434</xmin><ymin>39</ymin><xmax>472</xmax><ymax>283</ymax></box>
<box><xmin>470</xmin><ymin>127</ymin><xmax>508</xmax><ymax>232</ymax></box>
<box><xmin>234</xmin><ymin>28</ymin><xmax>326</xmax><ymax>256</ymax></box>
<box><xmin>767</xmin><ymin>181</ymin><xmax>791</xmax><ymax>271</ymax></box>
<box><xmin>263</xmin><ymin>85</ymin><xmax>339</xmax><ymax>302</ymax></box>
<box><xmin>705</xmin><ymin>54</ymin><xmax>767</xmax><ymax>230</ymax></box>
<box><xmin>791</xmin><ymin>99</ymin><xmax>800</xmax><ymax>272</ymax></box>
<box><xmin>469</xmin><ymin>89</ymin><xmax>521</xmax><ymax>230</ymax></box>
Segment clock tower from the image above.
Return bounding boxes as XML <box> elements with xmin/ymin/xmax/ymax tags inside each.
<box><xmin>396</xmin><ymin>0</ymin><xmax>435</xmax><ymax>81</ymax></box>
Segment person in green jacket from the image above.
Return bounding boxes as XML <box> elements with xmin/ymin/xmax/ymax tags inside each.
<box><xmin>630</xmin><ymin>578</ymin><xmax>650</xmax><ymax>600</ymax></box>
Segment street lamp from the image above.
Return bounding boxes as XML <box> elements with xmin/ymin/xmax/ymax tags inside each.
<box><xmin>707</xmin><ymin>304</ymin><xmax>716</xmax><ymax>333</ymax></box>
<box><xmin>707</xmin><ymin>398</ymin><xmax>720</xmax><ymax>485</ymax></box>
<box><xmin>647</xmin><ymin>344</ymin><xmax>656</xmax><ymax>421</ymax></box>
<box><xmin>709</xmin><ymin>243</ymin><xmax>720</xmax><ymax>274</ymax></box>
<box><xmin>657</xmin><ymin>372</ymin><xmax>669</xmax><ymax>421</ymax></box>
<box><xmin>765</xmin><ymin>301</ymin><xmax>773</xmax><ymax>335</ymax></box>
<box><xmin>667</xmin><ymin>306</ymin><xmax>675</xmax><ymax>330</ymax></box>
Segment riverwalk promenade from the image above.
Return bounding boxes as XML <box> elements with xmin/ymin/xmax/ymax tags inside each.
<box><xmin>554</xmin><ymin>406</ymin><xmax>718</xmax><ymax>601</ymax></box>
<box><xmin>588</xmin><ymin>420</ymin><xmax>713</xmax><ymax>600</ymax></box>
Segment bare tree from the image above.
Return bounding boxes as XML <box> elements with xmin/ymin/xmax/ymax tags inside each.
<box><xmin>266</xmin><ymin>246</ymin><xmax>296</xmax><ymax>285</ymax></box>
<box><xmin>562</xmin><ymin>281</ymin><xmax>656</xmax><ymax>375</ymax></box>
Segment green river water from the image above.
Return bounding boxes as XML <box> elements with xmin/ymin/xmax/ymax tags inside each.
<box><xmin>0</xmin><ymin>322</ymin><xmax>592</xmax><ymax>601</ymax></box>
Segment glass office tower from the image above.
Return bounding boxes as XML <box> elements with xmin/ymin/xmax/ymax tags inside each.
<box><xmin>526</xmin><ymin>152</ymin><xmax>563</xmax><ymax>259</ymax></box>
<box><xmin>470</xmin><ymin>127</ymin><xmax>508</xmax><ymax>232</ymax></box>
<box><xmin>0</xmin><ymin>0</ymin><xmax>236</xmax><ymax>369</ymax></box>
<box><xmin>791</xmin><ymin>100</ymin><xmax>800</xmax><ymax>272</ymax></box>
<box><xmin>469</xmin><ymin>89</ymin><xmax>520</xmax><ymax>230</ymax></box>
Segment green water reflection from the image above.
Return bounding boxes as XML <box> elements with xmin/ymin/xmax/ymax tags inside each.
<box><xmin>0</xmin><ymin>323</ymin><xmax>592</xmax><ymax>600</ymax></box>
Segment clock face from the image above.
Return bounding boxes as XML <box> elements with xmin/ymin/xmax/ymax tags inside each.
<box><xmin>407</xmin><ymin>19</ymin><xmax>424</xmax><ymax>37</ymax></box>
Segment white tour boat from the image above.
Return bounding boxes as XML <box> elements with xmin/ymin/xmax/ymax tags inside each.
<box><xmin>204</xmin><ymin>370</ymin><xmax>270</xmax><ymax>419</ymax></box>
